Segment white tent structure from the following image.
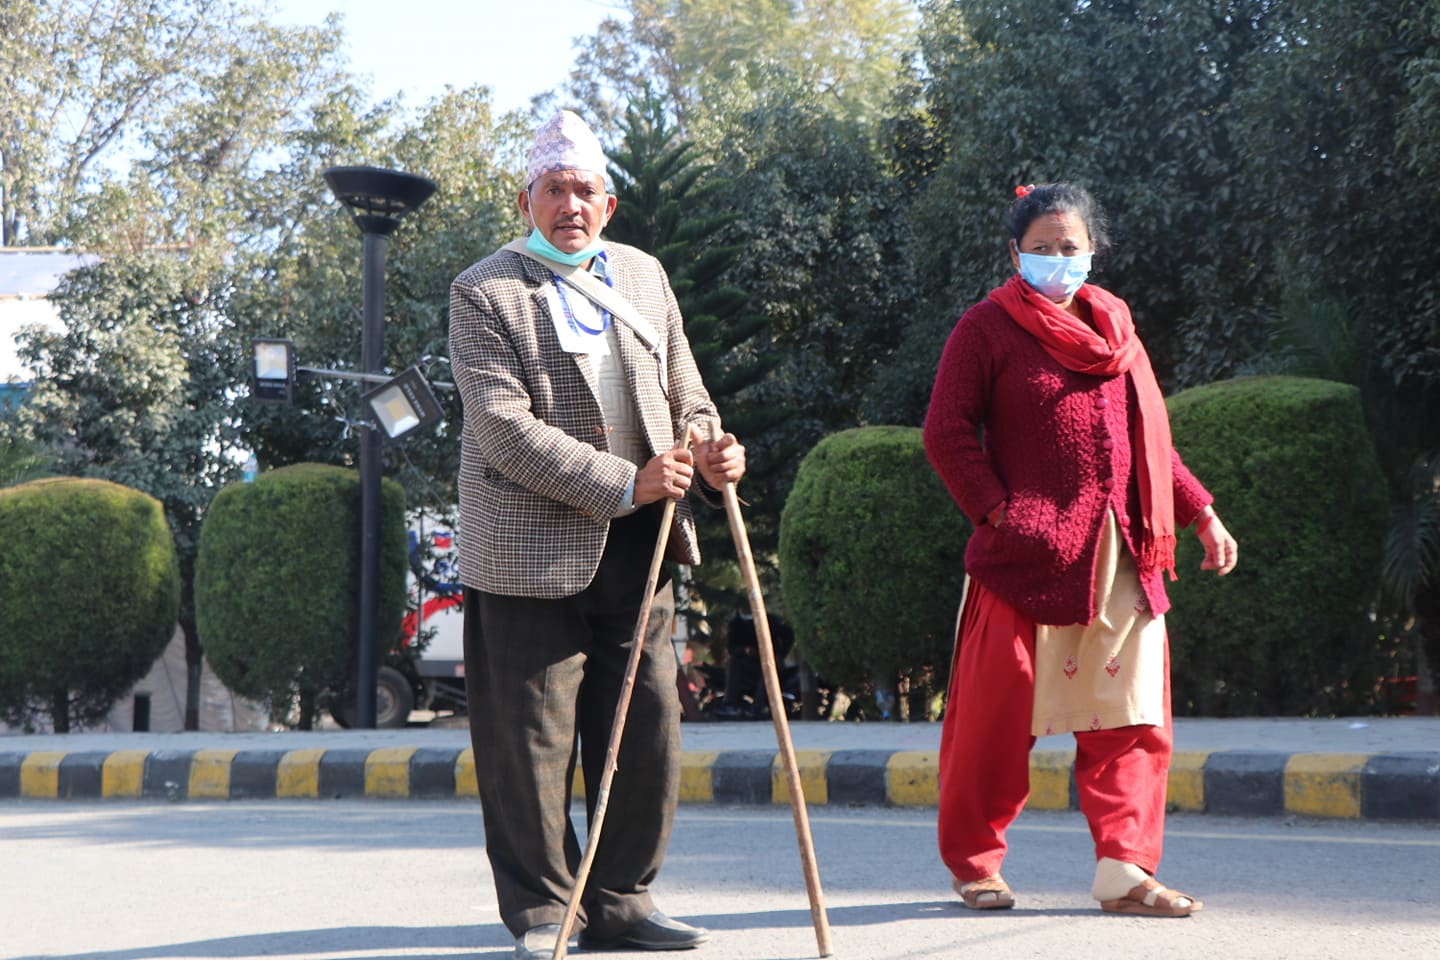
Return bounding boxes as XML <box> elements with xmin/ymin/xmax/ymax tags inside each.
<box><xmin>1</xmin><ymin>248</ymin><xmax>98</xmax><ymax>404</ymax></box>
<box><xmin>101</xmin><ymin>628</ymin><xmax>271</xmax><ymax>734</ymax></box>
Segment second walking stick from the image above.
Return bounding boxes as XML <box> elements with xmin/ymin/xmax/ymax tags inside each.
<box><xmin>718</xmin><ymin>474</ymin><xmax>835</xmax><ymax>958</ymax></box>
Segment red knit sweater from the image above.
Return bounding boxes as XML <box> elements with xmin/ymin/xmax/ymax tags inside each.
<box><xmin>923</xmin><ymin>296</ymin><xmax>1212</xmax><ymax>626</ymax></box>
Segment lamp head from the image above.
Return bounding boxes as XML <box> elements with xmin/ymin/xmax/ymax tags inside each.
<box><xmin>322</xmin><ymin>165</ymin><xmax>437</xmax><ymax>236</ymax></box>
<box><xmin>362</xmin><ymin>366</ymin><xmax>444</xmax><ymax>440</ymax></box>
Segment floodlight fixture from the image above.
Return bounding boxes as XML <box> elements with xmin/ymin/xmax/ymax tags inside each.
<box><xmin>251</xmin><ymin>338</ymin><xmax>296</xmax><ymax>402</ymax></box>
<box><xmin>362</xmin><ymin>366</ymin><xmax>444</xmax><ymax>440</ymax></box>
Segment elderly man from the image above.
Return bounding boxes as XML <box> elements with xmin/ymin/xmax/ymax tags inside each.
<box><xmin>448</xmin><ymin>110</ymin><xmax>743</xmax><ymax>959</ymax></box>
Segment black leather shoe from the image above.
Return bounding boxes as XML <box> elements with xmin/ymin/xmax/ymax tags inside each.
<box><xmin>516</xmin><ymin>923</ymin><xmax>565</xmax><ymax>960</ymax></box>
<box><xmin>710</xmin><ymin>701</ymin><xmax>748</xmax><ymax>721</ymax></box>
<box><xmin>579</xmin><ymin>911</ymin><xmax>710</xmax><ymax>951</ymax></box>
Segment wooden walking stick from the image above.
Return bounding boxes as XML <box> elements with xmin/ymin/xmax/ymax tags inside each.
<box><xmin>715</xmin><ymin>436</ymin><xmax>835</xmax><ymax>958</ymax></box>
<box><xmin>552</xmin><ymin>463</ymin><xmax>683</xmax><ymax>960</ymax></box>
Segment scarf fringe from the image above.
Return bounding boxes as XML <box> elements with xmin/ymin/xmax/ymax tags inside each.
<box><xmin>1140</xmin><ymin>531</ymin><xmax>1178</xmax><ymax>582</ymax></box>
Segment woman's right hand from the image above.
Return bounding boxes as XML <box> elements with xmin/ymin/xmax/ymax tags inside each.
<box><xmin>1196</xmin><ymin>508</ymin><xmax>1238</xmax><ymax>575</ymax></box>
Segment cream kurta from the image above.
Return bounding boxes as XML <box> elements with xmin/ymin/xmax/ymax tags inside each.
<box><xmin>1031</xmin><ymin>511</ymin><xmax>1166</xmax><ymax>736</ymax></box>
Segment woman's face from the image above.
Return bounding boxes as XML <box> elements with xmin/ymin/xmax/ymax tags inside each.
<box><xmin>1009</xmin><ymin>210</ymin><xmax>1093</xmax><ymax>269</ymax></box>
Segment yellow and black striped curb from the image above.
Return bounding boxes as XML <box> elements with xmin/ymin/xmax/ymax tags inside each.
<box><xmin>2</xmin><ymin>748</ymin><xmax>1437</xmax><ymax>819</ymax></box>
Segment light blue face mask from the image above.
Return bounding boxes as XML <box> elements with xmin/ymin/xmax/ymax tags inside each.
<box><xmin>1017</xmin><ymin>251</ymin><xmax>1093</xmax><ymax>299</ymax></box>
<box><xmin>526</xmin><ymin>226</ymin><xmax>605</xmax><ymax>267</ymax></box>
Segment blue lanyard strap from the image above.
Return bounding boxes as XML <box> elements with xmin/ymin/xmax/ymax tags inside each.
<box><xmin>552</xmin><ymin>252</ymin><xmax>612</xmax><ymax>336</ymax></box>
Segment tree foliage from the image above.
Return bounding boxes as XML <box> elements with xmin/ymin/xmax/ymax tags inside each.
<box><xmin>601</xmin><ymin>93</ymin><xmax>790</xmax><ymax>623</ymax></box>
<box><xmin>8</xmin><ymin>255</ymin><xmax>234</xmax><ymax>492</ymax></box>
<box><xmin>0</xmin><ymin>0</ymin><xmax>350</xmax><ymax>249</ymax></box>
<box><xmin>567</xmin><ymin>0</ymin><xmax>919</xmax><ymax>136</ymax></box>
<box><xmin>567</xmin><ymin>15</ymin><xmax>922</xmax><ymax>625</ymax></box>
<box><xmin>877</xmin><ymin>0</ymin><xmax>1291</xmax><ymax>421</ymax></box>
<box><xmin>706</xmin><ymin>84</ymin><xmax>917</xmax><ymax>490</ymax></box>
<box><xmin>1235</xmin><ymin>0</ymin><xmax>1440</xmax><ymax>453</ymax></box>
<box><xmin>232</xmin><ymin>86</ymin><xmax>529</xmax><ymax>515</ymax></box>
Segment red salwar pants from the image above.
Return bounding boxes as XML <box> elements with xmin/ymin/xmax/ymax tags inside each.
<box><xmin>937</xmin><ymin>578</ymin><xmax>1173</xmax><ymax>884</ymax></box>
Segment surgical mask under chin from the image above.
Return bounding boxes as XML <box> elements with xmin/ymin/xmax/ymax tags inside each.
<box><xmin>526</xmin><ymin>226</ymin><xmax>605</xmax><ymax>267</ymax></box>
<box><xmin>1017</xmin><ymin>251</ymin><xmax>1093</xmax><ymax>299</ymax></box>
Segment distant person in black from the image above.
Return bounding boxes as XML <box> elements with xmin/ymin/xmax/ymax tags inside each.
<box><xmin>713</xmin><ymin>611</ymin><xmax>795</xmax><ymax>719</ymax></box>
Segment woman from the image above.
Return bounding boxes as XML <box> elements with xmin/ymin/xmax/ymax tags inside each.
<box><xmin>923</xmin><ymin>183</ymin><xmax>1237</xmax><ymax>917</ymax></box>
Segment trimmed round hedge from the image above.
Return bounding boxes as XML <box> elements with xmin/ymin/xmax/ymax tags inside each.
<box><xmin>779</xmin><ymin>426</ymin><xmax>971</xmax><ymax>708</ymax></box>
<box><xmin>195</xmin><ymin>463</ymin><xmax>407</xmax><ymax>725</ymax></box>
<box><xmin>0</xmin><ymin>477</ymin><xmax>179</xmax><ymax>730</ymax></box>
<box><xmin>1166</xmin><ymin>376</ymin><xmax>1390</xmax><ymax>715</ymax></box>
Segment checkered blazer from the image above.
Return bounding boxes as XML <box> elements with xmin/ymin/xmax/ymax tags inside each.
<box><xmin>448</xmin><ymin>241</ymin><xmax>721</xmax><ymax>598</ymax></box>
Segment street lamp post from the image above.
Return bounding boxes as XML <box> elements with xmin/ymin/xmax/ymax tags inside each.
<box><xmin>322</xmin><ymin>165</ymin><xmax>436</xmax><ymax>729</ymax></box>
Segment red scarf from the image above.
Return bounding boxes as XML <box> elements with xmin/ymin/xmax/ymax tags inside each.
<box><xmin>989</xmin><ymin>275</ymin><xmax>1177</xmax><ymax>579</ymax></box>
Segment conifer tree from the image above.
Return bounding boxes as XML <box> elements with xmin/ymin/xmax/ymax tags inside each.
<box><xmin>604</xmin><ymin>93</ymin><xmax>791</xmax><ymax>630</ymax></box>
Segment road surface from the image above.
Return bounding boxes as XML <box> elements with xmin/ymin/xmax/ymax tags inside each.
<box><xmin>2</xmin><ymin>801</ymin><xmax>1436</xmax><ymax>959</ymax></box>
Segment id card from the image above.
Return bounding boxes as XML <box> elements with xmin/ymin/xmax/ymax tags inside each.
<box><xmin>544</xmin><ymin>284</ymin><xmax>611</xmax><ymax>357</ymax></box>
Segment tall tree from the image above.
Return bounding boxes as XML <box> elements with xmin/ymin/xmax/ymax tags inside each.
<box><xmin>567</xmin><ymin>0</ymin><xmax>919</xmax><ymax>136</ymax></box>
<box><xmin>702</xmin><ymin>76</ymin><xmax>918</xmax><ymax>588</ymax></box>
<box><xmin>1236</xmin><ymin>0</ymin><xmax>1440</xmax><ymax>710</ymax></box>
<box><xmin>1</xmin><ymin>0</ymin><xmax>347</xmax><ymax>248</ymax></box>
<box><xmin>2</xmin><ymin>253</ymin><xmax>239</xmax><ymax>728</ymax></box>
<box><xmin>4</xmin><ymin>1</ymin><xmax>372</xmax><ymax>728</ymax></box>
<box><xmin>603</xmin><ymin>93</ymin><xmax>789</xmax><ymax>624</ymax></box>
<box><xmin>6</xmin><ymin>79</ymin><xmax>530</xmax><ymax>727</ymax></box>
<box><xmin>1237</xmin><ymin>0</ymin><xmax>1440</xmax><ymax>472</ymax></box>
<box><xmin>875</xmin><ymin>0</ymin><xmax>1291</xmax><ymax>424</ymax></box>
<box><xmin>232</xmin><ymin>85</ymin><xmax>530</xmax><ymax>516</ymax></box>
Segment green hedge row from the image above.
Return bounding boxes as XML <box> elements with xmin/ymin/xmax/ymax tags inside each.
<box><xmin>1165</xmin><ymin>376</ymin><xmax>1390</xmax><ymax>715</ymax></box>
<box><xmin>779</xmin><ymin>426</ymin><xmax>970</xmax><ymax>717</ymax></box>
<box><xmin>0</xmin><ymin>477</ymin><xmax>179</xmax><ymax>731</ymax></box>
<box><xmin>776</xmin><ymin>377</ymin><xmax>1393</xmax><ymax>719</ymax></box>
<box><xmin>1</xmin><ymin>376</ymin><xmax>1391</xmax><ymax>728</ymax></box>
<box><xmin>195</xmin><ymin>463</ymin><xmax>407</xmax><ymax>727</ymax></box>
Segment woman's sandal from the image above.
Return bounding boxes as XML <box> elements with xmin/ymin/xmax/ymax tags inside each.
<box><xmin>952</xmin><ymin>874</ymin><xmax>1017</xmax><ymax>910</ymax></box>
<box><xmin>1099</xmin><ymin>878</ymin><xmax>1202</xmax><ymax>917</ymax></box>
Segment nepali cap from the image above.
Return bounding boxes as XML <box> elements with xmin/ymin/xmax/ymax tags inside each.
<box><xmin>526</xmin><ymin>110</ymin><xmax>608</xmax><ymax>187</ymax></box>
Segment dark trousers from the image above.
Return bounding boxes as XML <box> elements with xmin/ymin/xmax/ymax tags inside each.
<box><xmin>463</xmin><ymin>504</ymin><xmax>681</xmax><ymax>938</ymax></box>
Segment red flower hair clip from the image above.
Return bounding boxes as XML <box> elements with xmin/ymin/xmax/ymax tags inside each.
<box><xmin>1014</xmin><ymin>183</ymin><xmax>1036</xmax><ymax>198</ymax></box>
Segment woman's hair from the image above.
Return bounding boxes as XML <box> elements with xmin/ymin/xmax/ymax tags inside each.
<box><xmin>1002</xmin><ymin>182</ymin><xmax>1111</xmax><ymax>256</ymax></box>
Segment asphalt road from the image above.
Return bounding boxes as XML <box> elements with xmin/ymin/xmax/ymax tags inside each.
<box><xmin>2</xmin><ymin>801</ymin><xmax>1437</xmax><ymax>960</ymax></box>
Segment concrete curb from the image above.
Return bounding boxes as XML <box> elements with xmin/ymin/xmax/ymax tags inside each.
<box><xmin>2</xmin><ymin>747</ymin><xmax>1437</xmax><ymax>819</ymax></box>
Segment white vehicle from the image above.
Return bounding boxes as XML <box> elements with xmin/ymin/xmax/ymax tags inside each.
<box><xmin>331</xmin><ymin>512</ymin><xmax>467</xmax><ymax>728</ymax></box>
<box><xmin>396</xmin><ymin>519</ymin><xmax>467</xmax><ymax>718</ymax></box>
